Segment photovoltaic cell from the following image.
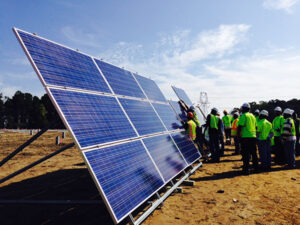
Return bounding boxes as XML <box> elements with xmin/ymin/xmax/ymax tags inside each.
<box><xmin>50</xmin><ymin>88</ymin><xmax>137</xmax><ymax>148</ymax></box>
<box><xmin>134</xmin><ymin>74</ymin><xmax>167</xmax><ymax>102</ymax></box>
<box><xmin>169</xmin><ymin>100</ymin><xmax>187</xmax><ymax>121</ymax></box>
<box><xmin>119</xmin><ymin>98</ymin><xmax>166</xmax><ymax>136</ymax></box>
<box><xmin>172</xmin><ymin>86</ymin><xmax>193</xmax><ymax>106</ymax></box>
<box><xmin>95</xmin><ymin>59</ymin><xmax>146</xmax><ymax>99</ymax></box>
<box><xmin>17</xmin><ymin>30</ymin><xmax>111</xmax><ymax>93</ymax></box>
<box><xmin>142</xmin><ymin>134</ymin><xmax>186</xmax><ymax>182</ymax></box>
<box><xmin>171</xmin><ymin>132</ymin><xmax>201</xmax><ymax>164</ymax></box>
<box><xmin>84</xmin><ymin>140</ymin><xmax>164</xmax><ymax>222</ymax></box>
<box><xmin>152</xmin><ymin>103</ymin><xmax>182</xmax><ymax>130</ymax></box>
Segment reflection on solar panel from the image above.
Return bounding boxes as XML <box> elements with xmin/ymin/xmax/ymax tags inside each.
<box><xmin>134</xmin><ymin>74</ymin><xmax>166</xmax><ymax>102</ymax></box>
<box><xmin>84</xmin><ymin>140</ymin><xmax>164</xmax><ymax>222</ymax></box>
<box><xmin>95</xmin><ymin>59</ymin><xmax>146</xmax><ymax>99</ymax></box>
<box><xmin>172</xmin><ymin>86</ymin><xmax>193</xmax><ymax>106</ymax></box>
<box><xmin>50</xmin><ymin>88</ymin><xmax>137</xmax><ymax>148</ymax></box>
<box><xmin>142</xmin><ymin>134</ymin><xmax>186</xmax><ymax>182</ymax></box>
<box><xmin>171</xmin><ymin>132</ymin><xmax>201</xmax><ymax>164</ymax></box>
<box><xmin>119</xmin><ymin>98</ymin><xmax>166</xmax><ymax>136</ymax></box>
<box><xmin>169</xmin><ymin>100</ymin><xmax>187</xmax><ymax>121</ymax></box>
<box><xmin>17</xmin><ymin>30</ymin><xmax>111</xmax><ymax>93</ymax></box>
<box><xmin>152</xmin><ymin>103</ymin><xmax>182</xmax><ymax>130</ymax></box>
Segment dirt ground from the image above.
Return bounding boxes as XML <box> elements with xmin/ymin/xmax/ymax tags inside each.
<box><xmin>0</xmin><ymin>131</ymin><xmax>299</xmax><ymax>225</ymax></box>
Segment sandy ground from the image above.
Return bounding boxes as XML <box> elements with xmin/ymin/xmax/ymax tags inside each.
<box><xmin>0</xmin><ymin>131</ymin><xmax>299</xmax><ymax>225</ymax></box>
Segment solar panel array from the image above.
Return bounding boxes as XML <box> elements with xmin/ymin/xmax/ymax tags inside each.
<box><xmin>14</xmin><ymin>28</ymin><xmax>201</xmax><ymax>224</ymax></box>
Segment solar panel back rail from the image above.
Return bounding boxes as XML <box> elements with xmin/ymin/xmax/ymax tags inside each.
<box><xmin>13</xmin><ymin>28</ymin><xmax>202</xmax><ymax>224</ymax></box>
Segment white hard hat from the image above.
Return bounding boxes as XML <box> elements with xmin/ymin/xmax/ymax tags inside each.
<box><xmin>242</xmin><ymin>103</ymin><xmax>250</xmax><ymax>109</ymax></box>
<box><xmin>274</xmin><ymin>106</ymin><xmax>282</xmax><ymax>112</ymax></box>
<box><xmin>234</xmin><ymin>112</ymin><xmax>239</xmax><ymax>116</ymax></box>
<box><xmin>255</xmin><ymin>109</ymin><xmax>260</xmax><ymax>113</ymax></box>
<box><xmin>260</xmin><ymin>110</ymin><xmax>268</xmax><ymax>117</ymax></box>
<box><xmin>283</xmin><ymin>108</ymin><xmax>293</xmax><ymax>115</ymax></box>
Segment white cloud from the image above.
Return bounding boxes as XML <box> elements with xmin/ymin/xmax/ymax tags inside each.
<box><xmin>262</xmin><ymin>0</ymin><xmax>299</xmax><ymax>13</ymax></box>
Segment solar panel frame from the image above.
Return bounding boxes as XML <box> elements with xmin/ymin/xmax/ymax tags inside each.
<box><xmin>14</xmin><ymin>28</ymin><xmax>202</xmax><ymax>224</ymax></box>
<box><xmin>172</xmin><ymin>86</ymin><xmax>193</xmax><ymax>106</ymax></box>
<box><xmin>14</xmin><ymin>29</ymin><xmax>112</xmax><ymax>94</ymax></box>
<box><xmin>133</xmin><ymin>73</ymin><xmax>167</xmax><ymax>103</ymax></box>
<box><xmin>171</xmin><ymin>131</ymin><xmax>201</xmax><ymax>165</ymax></box>
<box><xmin>47</xmin><ymin>87</ymin><xmax>139</xmax><ymax>149</ymax></box>
<box><xmin>169</xmin><ymin>100</ymin><xmax>187</xmax><ymax>122</ymax></box>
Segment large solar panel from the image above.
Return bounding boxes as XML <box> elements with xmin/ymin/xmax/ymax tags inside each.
<box><xmin>119</xmin><ymin>98</ymin><xmax>166</xmax><ymax>136</ymax></box>
<box><xmin>169</xmin><ymin>100</ymin><xmax>187</xmax><ymax>121</ymax></box>
<box><xmin>142</xmin><ymin>134</ymin><xmax>187</xmax><ymax>182</ymax></box>
<box><xmin>95</xmin><ymin>59</ymin><xmax>146</xmax><ymax>99</ymax></box>
<box><xmin>83</xmin><ymin>140</ymin><xmax>164</xmax><ymax>223</ymax></box>
<box><xmin>15</xmin><ymin>28</ymin><xmax>202</xmax><ymax>224</ymax></box>
<box><xmin>152</xmin><ymin>102</ymin><xmax>182</xmax><ymax>130</ymax></box>
<box><xmin>171</xmin><ymin>132</ymin><xmax>201</xmax><ymax>164</ymax></box>
<box><xmin>134</xmin><ymin>74</ymin><xmax>167</xmax><ymax>102</ymax></box>
<box><xmin>49</xmin><ymin>88</ymin><xmax>137</xmax><ymax>148</ymax></box>
<box><xmin>172</xmin><ymin>86</ymin><xmax>193</xmax><ymax>106</ymax></box>
<box><xmin>16</xmin><ymin>30</ymin><xmax>111</xmax><ymax>93</ymax></box>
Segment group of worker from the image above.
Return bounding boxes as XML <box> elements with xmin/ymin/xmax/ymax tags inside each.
<box><xmin>183</xmin><ymin>101</ymin><xmax>299</xmax><ymax>175</ymax></box>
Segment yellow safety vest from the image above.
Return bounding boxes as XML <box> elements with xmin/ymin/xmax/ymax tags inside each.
<box><xmin>187</xmin><ymin>120</ymin><xmax>197</xmax><ymax>140</ymax></box>
<box><xmin>231</xmin><ymin>118</ymin><xmax>239</xmax><ymax>136</ymax></box>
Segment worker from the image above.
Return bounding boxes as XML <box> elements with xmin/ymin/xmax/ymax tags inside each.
<box><xmin>292</xmin><ymin>112</ymin><xmax>300</xmax><ymax>156</ymax></box>
<box><xmin>272</xmin><ymin>107</ymin><xmax>285</xmax><ymax>164</ymax></box>
<box><xmin>217</xmin><ymin>112</ymin><xmax>225</xmax><ymax>156</ymax></box>
<box><xmin>185</xmin><ymin>112</ymin><xmax>204</xmax><ymax>156</ymax></box>
<box><xmin>188</xmin><ymin>106</ymin><xmax>200</xmax><ymax>127</ymax></box>
<box><xmin>281</xmin><ymin>108</ymin><xmax>296</xmax><ymax>168</ymax></box>
<box><xmin>254</xmin><ymin>109</ymin><xmax>260</xmax><ymax>125</ymax></box>
<box><xmin>206</xmin><ymin>108</ymin><xmax>220</xmax><ymax>162</ymax></box>
<box><xmin>231</xmin><ymin>112</ymin><xmax>240</xmax><ymax>155</ymax></box>
<box><xmin>238</xmin><ymin>103</ymin><xmax>258</xmax><ymax>175</ymax></box>
<box><xmin>222</xmin><ymin>110</ymin><xmax>232</xmax><ymax>145</ymax></box>
<box><xmin>257</xmin><ymin>110</ymin><xmax>273</xmax><ymax>171</ymax></box>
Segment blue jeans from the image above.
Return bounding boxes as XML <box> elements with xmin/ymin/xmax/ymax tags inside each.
<box><xmin>258</xmin><ymin>140</ymin><xmax>271</xmax><ymax>169</ymax></box>
<box><xmin>283</xmin><ymin>140</ymin><xmax>296</xmax><ymax>167</ymax></box>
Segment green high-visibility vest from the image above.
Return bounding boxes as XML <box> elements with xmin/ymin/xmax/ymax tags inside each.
<box><xmin>222</xmin><ymin>115</ymin><xmax>232</xmax><ymax>128</ymax></box>
<box><xmin>272</xmin><ymin>116</ymin><xmax>284</xmax><ymax>137</ymax></box>
<box><xmin>209</xmin><ymin>114</ymin><xmax>218</xmax><ymax>129</ymax></box>
<box><xmin>192</xmin><ymin>111</ymin><xmax>200</xmax><ymax>127</ymax></box>
<box><xmin>238</xmin><ymin>112</ymin><xmax>256</xmax><ymax>138</ymax></box>
<box><xmin>257</xmin><ymin>118</ymin><xmax>272</xmax><ymax>140</ymax></box>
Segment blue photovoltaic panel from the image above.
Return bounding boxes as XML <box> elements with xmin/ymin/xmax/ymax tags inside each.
<box><xmin>119</xmin><ymin>98</ymin><xmax>166</xmax><ymax>136</ymax></box>
<box><xmin>172</xmin><ymin>86</ymin><xmax>193</xmax><ymax>106</ymax></box>
<box><xmin>134</xmin><ymin>74</ymin><xmax>167</xmax><ymax>102</ymax></box>
<box><xmin>95</xmin><ymin>59</ymin><xmax>146</xmax><ymax>99</ymax></box>
<box><xmin>143</xmin><ymin>134</ymin><xmax>186</xmax><ymax>181</ymax></box>
<box><xmin>50</xmin><ymin>88</ymin><xmax>137</xmax><ymax>148</ymax></box>
<box><xmin>169</xmin><ymin>100</ymin><xmax>187</xmax><ymax>121</ymax></box>
<box><xmin>17</xmin><ymin>30</ymin><xmax>111</xmax><ymax>93</ymax></box>
<box><xmin>171</xmin><ymin>132</ymin><xmax>201</xmax><ymax>164</ymax></box>
<box><xmin>84</xmin><ymin>140</ymin><xmax>164</xmax><ymax>222</ymax></box>
<box><xmin>152</xmin><ymin>103</ymin><xmax>182</xmax><ymax>130</ymax></box>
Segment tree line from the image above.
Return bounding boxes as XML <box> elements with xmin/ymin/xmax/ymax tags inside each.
<box><xmin>0</xmin><ymin>90</ymin><xmax>299</xmax><ymax>129</ymax></box>
<box><xmin>0</xmin><ymin>91</ymin><xmax>63</xmax><ymax>129</ymax></box>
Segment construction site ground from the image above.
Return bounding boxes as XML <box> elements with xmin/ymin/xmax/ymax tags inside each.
<box><xmin>0</xmin><ymin>131</ymin><xmax>299</xmax><ymax>225</ymax></box>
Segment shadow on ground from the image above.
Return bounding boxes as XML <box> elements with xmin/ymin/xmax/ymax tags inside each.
<box><xmin>0</xmin><ymin>169</ymin><xmax>123</xmax><ymax>225</ymax></box>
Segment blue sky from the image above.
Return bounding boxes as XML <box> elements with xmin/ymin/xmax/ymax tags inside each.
<box><xmin>1</xmin><ymin>0</ymin><xmax>300</xmax><ymax>111</ymax></box>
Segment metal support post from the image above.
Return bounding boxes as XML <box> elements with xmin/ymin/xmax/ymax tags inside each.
<box><xmin>0</xmin><ymin>143</ymin><xmax>74</xmax><ymax>185</ymax></box>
